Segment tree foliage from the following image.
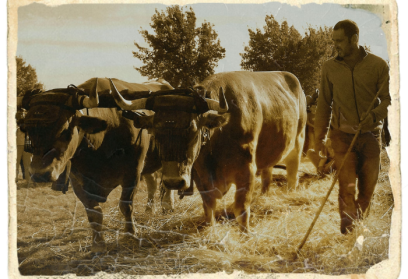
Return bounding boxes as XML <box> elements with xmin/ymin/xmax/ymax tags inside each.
<box><xmin>133</xmin><ymin>5</ymin><xmax>226</xmax><ymax>88</ymax></box>
<box><xmin>16</xmin><ymin>56</ymin><xmax>44</xmax><ymax>96</ymax></box>
<box><xmin>240</xmin><ymin>15</ymin><xmax>335</xmax><ymax>95</ymax></box>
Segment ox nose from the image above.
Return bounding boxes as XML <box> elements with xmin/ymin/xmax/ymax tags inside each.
<box><xmin>161</xmin><ymin>161</ymin><xmax>191</xmax><ymax>191</ymax></box>
<box><xmin>163</xmin><ymin>178</ymin><xmax>188</xmax><ymax>190</ymax></box>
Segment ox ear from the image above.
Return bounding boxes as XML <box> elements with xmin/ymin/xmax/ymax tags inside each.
<box><xmin>133</xmin><ymin>114</ymin><xmax>154</xmax><ymax>129</ymax></box>
<box><xmin>77</xmin><ymin>116</ymin><xmax>108</xmax><ymax>134</ymax></box>
<box><xmin>200</xmin><ymin>113</ymin><xmax>230</xmax><ymax>129</ymax></box>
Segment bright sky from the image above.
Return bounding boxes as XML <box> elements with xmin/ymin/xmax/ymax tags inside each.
<box><xmin>17</xmin><ymin>2</ymin><xmax>388</xmax><ymax>90</ymax></box>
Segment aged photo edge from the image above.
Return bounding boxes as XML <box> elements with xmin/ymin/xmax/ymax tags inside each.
<box><xmin>7</xmin><ymin>0</ymin><xmax>401</xmax><ymax>278</ymax></box>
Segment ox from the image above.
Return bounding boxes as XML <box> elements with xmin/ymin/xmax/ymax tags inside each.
<box><xmin>110</xmin><ymin>71</ymin><xmax>307</xmax><ymax>231</ymax></box>
<box><xmin>20</xmin><ymin>77</ymin><xmax>173</xmax><ymax>252</ymax></box>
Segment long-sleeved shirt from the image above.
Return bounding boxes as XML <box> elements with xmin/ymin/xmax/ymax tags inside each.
<box><xmin>314</xmin><ymin>46</ymin><xmax>391</xmax><ymax>144</ymax></box>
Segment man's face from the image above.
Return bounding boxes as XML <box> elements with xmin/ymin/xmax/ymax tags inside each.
<box><xmin>332</xmin><ymin>29</ymin><xmax>353</xmax><ymax>58</ymax></box>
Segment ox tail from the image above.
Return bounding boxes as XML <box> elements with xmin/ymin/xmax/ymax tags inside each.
<box><xmin>303</xmin><ymin>123</ymin><xmax>310</xmax><ymax>157</ymax></box>
<box><xmin>282</xmin><ymin>72</ymin><xmax>307</xmax><ymax>133</ymax></box>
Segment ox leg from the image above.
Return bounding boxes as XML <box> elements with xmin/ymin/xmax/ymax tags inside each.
<box><xmin>22</xmin><ymin>151</ymin><xmax>33</xmax><ymax>184</ymax></box>
<box><xmin>234</xmin><ymin>164</ymin><xmax>256</xmax><ymax>232</ymax></box>
<box><xmin>119</xmin><ymin>186</ymin><xmax>136</xmax><ymax>235</ymax></box>
<box><xmin>284</xmin><ymin>132</ymin><xmax>304</xmax><ymax>190</ymax></box>
<box><xmin>144</xmin><ymin>173</ymin><xmax>174</xmax><ymax>214</ymax></box>
<box><xmin>261</xmin><ymin>167</ymin><xmax>273</xmax><ymax>194</ymax></box>
<box><xmin>144</xmin><ymin>173</ymin><xmax>157</xmax><ymax>213</ymax></box>
<box><xmin>70</xmin><ymin>176</ymin><xmax>107</xmax><ymax>252</ymax></box>
<box><xmin>195</xmin><ymin>175</ymin><xmax>216</xmax><ymax>226</ymax></box>
<box><xmin>306</xmin><ymin>149</ymin><xmax>321</xmax><ymax>172</ymax></box>
<box><xmin>161</xmin><ymin>186</ymin><xmax>174</xmax><ymax>213</ymax></box>
<box><xmin>16</xmin><ymin>145</ymin><xmax>23</xmax><ymax>183</ymax></box>
<box><xmin>285</xmin><ymin>153</ymin><xmax>300</xmax><ymax>190</ymax></box>
<box><xmin>202</xmin><ymin>194</ymin><xmax>216</xmax><ymax>226</ymax></box>
<box><xmin>85</xmin><ymin>204</ymin><xmax>107</xmax><ymax>253</ymax></box>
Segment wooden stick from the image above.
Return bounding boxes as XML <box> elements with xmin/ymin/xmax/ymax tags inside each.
<box><xmin>296</xmin><ymin>131</ymin><xmax>359</xmax><ymax>254</ymax></box>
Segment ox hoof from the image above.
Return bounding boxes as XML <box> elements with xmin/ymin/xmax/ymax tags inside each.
<box><xmin>162</xmin><ymin>203</ymin><xmax>174</xmax><ymax>213</ymax></box>
<box><xmin>121</xmin><ymin>233</ymin><xmax>137</xmax><ymax>242</ymax></box>
<box><xmin>286</xmin><ymin>181</ymin><xmax>298</xmax><ymax>191</ymax></box>
<box><xmin>238</xmin><ymin>225</ymin><xmax>250</xmax><ymax>234</ymax></box>
<box><xmin>340</xmin><ymin>218</ymin><xmax>355</xmax><ymax>235</ymax></box>
<box><xmin>120</xmin><ymin>233</ymin><xmax>139</xmax><ymax>247</ymax></box>
<box><xmin>124</xmin><ymin>222</ymin><xmax>137</xmax><ymax>235</ymax></box>
<box><xmin>202</xmin><ymin>221</ymin><xmax>216</xmax><ymax>229</ymax></box>
<box><xmin>145</xmin><ymin>206</ymin><xmax>154</xmax><ymax>214</ymax></box>
<box><xmin>91</xmin><ymin>242</ymin><xmax>107</xmax><ymax>253</ymax></box>
<box><xmin>162</xmin><ymin>208</ymin><xmax>174</xmax><ymax>214</ymax></box>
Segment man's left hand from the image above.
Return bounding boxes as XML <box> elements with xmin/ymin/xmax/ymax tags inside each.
<box><xmin>359</xmin><ymin>112</ymin><xmax>376</xmax><ymax>129</ymax></box>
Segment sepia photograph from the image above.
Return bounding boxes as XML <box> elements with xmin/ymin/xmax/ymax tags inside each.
<box><xmin>8</xmin><ymin>0</ymin><xmax>400</xmax><ymax>277</ymax></box>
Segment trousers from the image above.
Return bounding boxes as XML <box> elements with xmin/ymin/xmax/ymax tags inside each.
<box><xmin>329</xmin><ymin>128</ymin><xmax>381</xmax><ymax>234</ymax></box>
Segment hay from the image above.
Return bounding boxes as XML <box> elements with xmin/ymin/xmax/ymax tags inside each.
<box><xmin>16</xmin><ymin>151</ymin><xmax>393</xmax><ymax>275</ymax></box>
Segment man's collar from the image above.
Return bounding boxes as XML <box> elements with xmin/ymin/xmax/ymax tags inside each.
<box><xmin>335</xmin><ymin>45</ymin><xmax>368</xmax><ymax>61</ymax></box>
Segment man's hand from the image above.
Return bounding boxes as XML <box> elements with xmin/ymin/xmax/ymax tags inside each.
<box><xmin>314</xmin><ymin>141</ymin><xmax>327</xmax><ymax>159</ymax></box>
<box><xmin>359</xmin><ymin>112</ymin><xmax>376</xmax><ymax>130</ymax></box>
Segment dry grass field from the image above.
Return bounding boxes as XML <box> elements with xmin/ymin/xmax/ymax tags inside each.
<box><xmin>16</xmin><ymin>150</ymin><xmax>393</xmax><ymax>276</ymax></box>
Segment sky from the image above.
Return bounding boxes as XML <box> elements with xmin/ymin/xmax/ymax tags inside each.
<box><xmin>16</xmin><ymin>3</ymin><xmax>389</xmax><ymax>90</ymax></box>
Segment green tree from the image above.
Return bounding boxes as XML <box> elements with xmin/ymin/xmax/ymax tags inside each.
<box><xmin>133</xmin><ymin>5</ymin><xmax>226</xmax><ymax>88</ymax></box>
<box><xmin>293</xmin><ymin>25</ymin><xmax>335</xmax><ymax>95</ymax></box>
<box><xmin>16</xmin><ymin>56</ymin><xmax>44</xmax><ymax>96</ymax></box>
<box><xmin>240</xmin><ymin>15</ymin><xmax>335</xmax><ymax>95</ymax></box>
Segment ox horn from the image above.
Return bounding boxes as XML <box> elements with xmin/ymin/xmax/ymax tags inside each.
<box><xmin>81</xmin><ymin>78</ymin><xmax>100</xmax><ymax>108</ymax></box>
<box><xmin>206</xmin><ymin>87</ymin><xmax>228</xmax><ymax>113</ymax></box>
<box><xmin>109</xmin><ymin>78</ymin><xmax>148</xmax><ymax>110</ymax></box>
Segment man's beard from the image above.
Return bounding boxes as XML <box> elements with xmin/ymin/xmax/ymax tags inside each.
<box><xmin>337</xmin><ymin>46</ymin><xmax>351</xmax><ymax>58</ymax></box>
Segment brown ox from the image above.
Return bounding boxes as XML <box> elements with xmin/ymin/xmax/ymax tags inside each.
<box><xmin>21</xmin><ymin>77</ymin><xmax>173</xmax><ymax>252</ymax></box>
<box><xmin>110</xmin><ymin>71</ymin><xmax>307</xmax><ymax>231</ymax></box>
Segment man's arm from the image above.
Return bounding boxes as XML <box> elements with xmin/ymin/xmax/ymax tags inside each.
<box><xmin>371</xmin><ymin>61</ymin><xmax>391</xmax><ymax>122</ymax></box>
<box><xmin>314</xmin><ymin>63</ymin><xmax>333</xmax><ymax>147</ymax></box>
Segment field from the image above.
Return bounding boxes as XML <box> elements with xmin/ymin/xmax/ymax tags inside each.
<box><xmin>16</xmin><ymin>150</ymin><xmax>393</xmax><ymax>276</ymax></box>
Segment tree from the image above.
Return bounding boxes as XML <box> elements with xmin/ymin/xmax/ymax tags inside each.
<box><xmin>133</xmin><ymin>5</ymin><xmax>226</xmax><ymax>88</ymax></box>
<box><xmin>292</xmin><ymin>25</ymin><xmax>335</xmax><ymax>95</ymax></box>
<box><xmin>240</xmin><ymin>16</ymin><xmax>335</xmax><ymax>95</ymax></box>
<box><xmin>16</xmin><ymin>56</ymin><xmax>44</xmax><ymax>96</ymax></box>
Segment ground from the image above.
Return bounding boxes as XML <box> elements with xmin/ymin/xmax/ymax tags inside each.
<box><xmin>16</xmin><ymin>150</ymin><xmax>393</xmax><ymax>276</ymax></box>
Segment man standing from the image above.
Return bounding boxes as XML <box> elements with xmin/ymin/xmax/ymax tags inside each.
<box><xmin>314</xmin><ymin>20</ymin><xmax>391</xmax><ymax>234</ymax></box>
<box><xmin>16</xmin><ymin>104</ymin><xmax>33</xmax><ymax>186</ymax></box>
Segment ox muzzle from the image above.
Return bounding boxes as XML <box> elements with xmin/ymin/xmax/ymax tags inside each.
<box><xmin>161</xmin><ymin>161</ymin><xmax>191</xmax><ymax>191</ymax></box>
<box><xmin>30</xmin><ymin>149</ymin><xmax>63</xmax><ymax>182</ymax></box>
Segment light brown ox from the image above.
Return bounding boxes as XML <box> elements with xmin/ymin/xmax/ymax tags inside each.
<box><xmin>110</xmin><ymin>71</ymin><xmax>307</xmax><ymax>231</ymax></box>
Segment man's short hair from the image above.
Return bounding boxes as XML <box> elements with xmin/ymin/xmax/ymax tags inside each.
<box><xmin>334</xmin><ymin>20</ymin><xmax>359</xmax><ymax>41</ymax></box>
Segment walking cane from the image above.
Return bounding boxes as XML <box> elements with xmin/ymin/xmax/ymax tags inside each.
<box><xmin>295</xmin><ymin>89</ymin><xmax>384</xmax><ymax>256</ymax></box>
